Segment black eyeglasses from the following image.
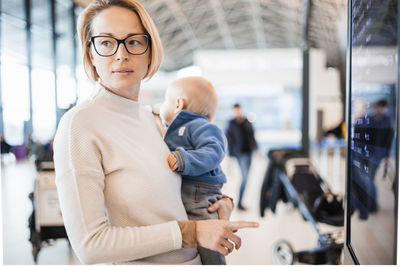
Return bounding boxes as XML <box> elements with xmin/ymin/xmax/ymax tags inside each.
<box><xmin>89</xmin><ymin>34</ymin><xmax>150</xmax><ymax>57</ymax></box>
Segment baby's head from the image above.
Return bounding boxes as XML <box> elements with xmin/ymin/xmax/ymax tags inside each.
<box><xmin>160</xmin><ymin>76</ymin><xmax>218</xmax><ymax>126</ymax></box>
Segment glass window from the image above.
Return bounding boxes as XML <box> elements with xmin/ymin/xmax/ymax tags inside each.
<box><xmin>31</xmin><ymin>68</ymin><xmax>56</xmax><ymax>143</ymax></box>
<box><xmin>31</xmin><ymin>29</ymin><xmax>52</xmax><ymax>70</ymax></box>
<box><xmin>56</xmin><ymin>0</ymin><xmax>76</xmax><ymax>109</ymax></box>
<box><xmin>76</xmin><ymin>64</ymin><xmax>95</xmax><ymax>104</ymax></box>
<box><xmin>74</xmin><ymin>6</ymin><xmax>95</xmax><ymax>104</ymax></box>
<box><xmin>1</xmin><ymin>0</ymin><xmax>80</xmax><ymax>144</ymax></box>
<box><xmin>1</xmin><ymin>62</ymin><xmax>30</xmax><ymax>145</ymax></box>
<box><xmin>1</xmin><ymin>4</ymin><xmax>29</xmax><ymax>145</ymax></box>
<box><xmin>2</xmin><ymin>0</ymin><xmax>25</xmax><ymax>20</ymax></box>
<box><xmin>31</xmin><ymin>0</ymin><xmax>56</xmax><ymax>142</ymax></box>
<box><xmin>31</xmin><ymin>0</ymin><xmax>53</xmax><ymax>70</ymax></box>
<box><xmin>1</xmin><ymin>15</ymin><xmax>27</xmax><ymax>65</ymax></box>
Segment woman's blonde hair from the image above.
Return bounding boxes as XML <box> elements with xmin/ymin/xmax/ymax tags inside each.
<box><xmin>77</xmin><ymin>0</ymin><xmax>163</xmax><ymax>81</ymax></box>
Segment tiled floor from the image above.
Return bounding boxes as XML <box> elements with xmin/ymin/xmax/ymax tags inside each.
<box><xmin>1</xmin><ymin>152</ymin><xmax>344</xmax><ymax>265</ymax></box>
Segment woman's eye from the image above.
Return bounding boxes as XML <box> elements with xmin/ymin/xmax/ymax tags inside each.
<box><xmin>101</xmin><ymin>41</ymin><xmax>112</xmax><ymax>46</ymax></box>
<box><xmin>128</xmin><ymin>40</ymin><xmax>140</xmax><ymax>45</ymax></box>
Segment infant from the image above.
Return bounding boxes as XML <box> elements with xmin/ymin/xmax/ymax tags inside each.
<box><xmin>159</xmin><ymin>76</ymin><xmax>227</xmax><ymax>265</ymax></box>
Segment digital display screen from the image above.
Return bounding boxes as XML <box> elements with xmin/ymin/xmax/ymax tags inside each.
<box><xmin>348</xmin><ymin>0</ymin><xmax>398</xmax><ymax>264</ymax></box>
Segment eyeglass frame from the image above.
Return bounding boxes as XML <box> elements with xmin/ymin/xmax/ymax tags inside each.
<box><xmin>88</xmin><ymin>34</ymin><xmax>150</xmax><ymax>57</ymax></box>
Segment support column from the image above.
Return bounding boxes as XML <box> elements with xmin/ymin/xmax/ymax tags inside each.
<box><xmin>0</xmin><ymin>0</ymin><xmax>3</xmax><ymax>135</ymax></box>
<box><xmin>71</xmin><ymin>2</ymin><xmax>78</xmax><ymax>106</ymax></box>
<box><xmin>301</xmin><ymin>0</ymin><xmax>311</xmax><ymax>156</ymax></box>
<box><xmin>50</xmin><ymin>0</ymin><xmax>61</xmax><ymax>126</ymax></box>
<box><xmin>24</xmin><ymin>0</ymin><xmax>33</xmax><ymax>143</ymax></box>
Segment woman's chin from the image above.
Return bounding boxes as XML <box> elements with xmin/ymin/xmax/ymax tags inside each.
<box><xmin>110</xmin><ymin>79</ymin><xmax>139</xmax><ymax>90</ymax></box>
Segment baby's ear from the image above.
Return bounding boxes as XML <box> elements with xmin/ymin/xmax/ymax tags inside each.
<box><xmin>174</xmin><ymin>97</ymin><xmax>185</xmax><ymax>113</ymax></box>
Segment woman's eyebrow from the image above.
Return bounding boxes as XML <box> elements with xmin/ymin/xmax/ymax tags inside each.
<box><xmin>126</xmin><ymin>33</ymin><xmax>147</xmax><ymax>37</ymax></box>
<box><xmin>96</xmin><ymin>32</ymin><xmax>146</xmax><ymax>37</ymax></box>
<box><xmin>98</xmin><ymin>32</ymin><xmax>114</xmax><ymax>36</ymax></box>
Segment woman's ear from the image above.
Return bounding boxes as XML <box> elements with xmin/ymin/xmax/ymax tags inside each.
<box><xmin>174</xmin><ymin>97</ymin><xmax>185</xmax><ymax>114</ymax></box>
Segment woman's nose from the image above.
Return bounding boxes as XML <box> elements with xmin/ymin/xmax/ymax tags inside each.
<box><xmin>115</xmin><ymin>43</ymin><xmax>129</xmax><ymax>60</ymax></box>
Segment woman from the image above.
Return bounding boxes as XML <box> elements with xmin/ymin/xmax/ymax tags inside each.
<box><xmin>53</xmin><ymin>0</ymin><xmax>258</xmax><ymax>264</ymax></box>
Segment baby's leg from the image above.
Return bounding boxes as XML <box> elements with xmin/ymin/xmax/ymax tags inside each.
<box><xmin>181</xmin><ymin>184</ymin><xmax>226</xmax><ymax>265</ymax></box>
<box><xmin>197</xmin><ymin>246</ymin><xmax>226</xmax><ymax>265</ymax></box>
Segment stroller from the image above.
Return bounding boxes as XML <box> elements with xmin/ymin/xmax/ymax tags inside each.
<box><xmin>28</xmin><ymin>160</ymin><xmax>69</xmax><ymax>263</ymax></box>
<box><xmin>260</xmin><ymin>149</ymin><xmax>344</xmax><ymax>264</ymax></box>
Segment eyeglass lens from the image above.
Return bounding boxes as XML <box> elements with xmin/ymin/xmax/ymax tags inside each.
<box><xmin>93</xmin><ymin>35</ymin><xmax>148</xmax><ymax>56</ymax></box>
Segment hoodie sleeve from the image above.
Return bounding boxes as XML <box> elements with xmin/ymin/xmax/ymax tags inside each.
<box><xmin>172</xmin><ymin>122</ymin><xmax>226</xmax><ymax>176</ymax></box>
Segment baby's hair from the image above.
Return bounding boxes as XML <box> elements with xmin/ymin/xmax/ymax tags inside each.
<box><xmin>170</xmin><ymin>77</ymin><xmax>218</xmax><ymax>121</ymax></box>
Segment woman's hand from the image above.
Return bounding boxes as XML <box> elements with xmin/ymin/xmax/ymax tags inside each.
<box><xmin>208</xmin><ymin>197</ymin><xmax>234</xmax><ymax>220</ymax></box>
<box><xmin>195</xmin><ymin>220</ymin><xmax>259</xmax><ymax>256</ymax></box>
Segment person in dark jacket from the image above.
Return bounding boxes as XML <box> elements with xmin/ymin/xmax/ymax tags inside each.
<box><xmin>226</xmin><ymin>103</ymin><xmax>257</xmax><ymax>210</ymax></box>
<box><xmin>351</xmin><ymin>99</ymin><xmax>395</xmax><ymax>219</ymax></box>
<box><xmin>0</xmin><ymin>135</ymin><xmax>12</xmax><ymax>154</ymax></box>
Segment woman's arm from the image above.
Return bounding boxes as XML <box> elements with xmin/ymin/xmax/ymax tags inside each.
<box><xmin>54</xmin><ymin>111</ymin><xmax>182</xmax><ymax>264</ymax></box>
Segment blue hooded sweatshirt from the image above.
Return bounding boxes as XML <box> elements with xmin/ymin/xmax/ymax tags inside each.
<box><xmin>164</xmin><ymin>110</ymin><xmax>227</xmax><ymax>188</ymax></box>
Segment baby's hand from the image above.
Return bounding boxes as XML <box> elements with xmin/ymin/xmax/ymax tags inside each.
<box><xmin>168</xmin><ymin>153</ymin><xmax>178</xmax><ymax>171</ymax></box>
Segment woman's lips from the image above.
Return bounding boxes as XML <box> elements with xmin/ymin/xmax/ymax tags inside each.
<box><xmin>112</xmin><ymin>69</ymin><xmax>134</xmax><ymax>76</ymax></box>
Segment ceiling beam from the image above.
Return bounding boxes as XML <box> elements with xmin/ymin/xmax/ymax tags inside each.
<box><xmin>250</xmin><ymin>0</ymin><xmax>267</xmax><ymax>48</ymax></box>
<box><xmin>209</xmin><ymin>0</ymin><xmax>235</xmax><ymax>49</ymax></box>
<box><xmin>165</xmin><ymin>0</ymin><xmax>200</xmax><ymax>51</ymax></box>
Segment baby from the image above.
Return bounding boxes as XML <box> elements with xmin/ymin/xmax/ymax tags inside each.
<box><xmin>159</xmin><ymin>76</ymin><xmax>228</xmax><ymax>265</ymax></box>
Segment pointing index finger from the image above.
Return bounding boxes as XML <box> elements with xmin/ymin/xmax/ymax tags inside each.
<box><xmin>228</xmin><ymin>221</ymin><xmax>259</xmax><ymax>231</ymax></box>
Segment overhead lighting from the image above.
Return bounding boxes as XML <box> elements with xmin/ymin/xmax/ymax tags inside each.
<box><xmin>177</xmin><ymin>65</ymin><xmax>203</xmax><ymax>78</ymax></box>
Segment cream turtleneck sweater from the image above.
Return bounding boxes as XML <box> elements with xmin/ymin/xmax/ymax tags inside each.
<box><xmin>53</xmin><ymin>85</ymin><xmax>200</xmax><ymax>264</ymax></box>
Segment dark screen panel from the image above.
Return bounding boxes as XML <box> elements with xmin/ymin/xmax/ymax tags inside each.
<box><xmin>348</xmin><ymin>0</ymin><xmax>398</xmax><ymax>264</ymax></box>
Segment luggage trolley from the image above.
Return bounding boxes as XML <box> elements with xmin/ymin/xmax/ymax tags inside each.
<box><xmin>260</xmin><ymin>149</ymin><xmax>344</xmax><ymax>264</ymax></box>
<box><xmin>28</xmin><ymin>161</ymin><xmax>69</xmax><ymax>263</ymax></box>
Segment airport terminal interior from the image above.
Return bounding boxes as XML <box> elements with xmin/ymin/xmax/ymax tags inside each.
<box><xmin>1</xmin><ymin>0</ymin><xmax>399</xmax><ymax>265</ymax></box>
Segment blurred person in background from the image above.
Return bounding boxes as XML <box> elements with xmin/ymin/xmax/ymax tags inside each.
<box><xmin>0</xmin><ymin>135</ymin><xmax>12</xmax><ymax>154</ymax></box>
<box><xmin>226</xmin><ymin>103</ymin><xmax>258</xmax><ymax>211</ymax></box>
<box><xmin>35</xmin><ymin>138</ymin><xmax>54</xmax><ymax>171</ymax></box>
<box><xmin>324</xmin><ymin>121</ymin><xmax>346</xmax><ymax>139</ymax></box>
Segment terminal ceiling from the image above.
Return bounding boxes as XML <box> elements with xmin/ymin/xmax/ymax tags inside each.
<box><xmin>72</xmin><ymin>0</ymin><xmax>347</xmax><ymax>72</ymax></box>
<box><xmin>3</xmin><ymin>0</ymin><xmax>348</xmax><ymax>72</ymax></box>
<box><xmin>139</xmin><ymin>0</ymin><xmax>348</xmax><ymax>72</ymax></box>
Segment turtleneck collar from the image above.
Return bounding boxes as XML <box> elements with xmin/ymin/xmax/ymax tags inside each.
<box><xmin>93</xmin><ymin>83</ymin><xmax>141</xmax><ymax>116</ymax></box>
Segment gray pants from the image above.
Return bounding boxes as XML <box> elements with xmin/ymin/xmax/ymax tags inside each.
<box><xmin>181</xmin><ymin>183</ymin><xmax>226</xmax><ymax>265</ymax></box>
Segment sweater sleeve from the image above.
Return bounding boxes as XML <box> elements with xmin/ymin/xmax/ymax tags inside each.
<box><xmin>173</xmin><ymin>123</ymin><xmax>226</xmax><ymax>176</ymax></box>
<box><xmin>53</xmin><ymin>111</ymin><xmax>182</xmax><ymax>264</ymax></box>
